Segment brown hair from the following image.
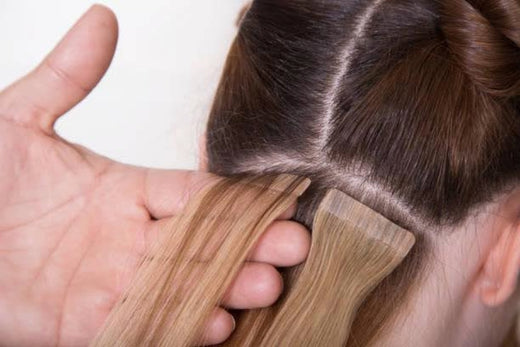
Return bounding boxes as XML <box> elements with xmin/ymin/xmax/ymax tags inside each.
<box><xmin>91</xmin><ymin>175</ymin><xmax>415</xmax><ymax>346</ymax></box>
<box><xmin>206</xmin><ymin>0</ymin><xmax>520</xmax><ymax>344</ymax></box>
<box><xmin>227</xmin><ymin>189</ymin><xmax>415</xmax><ymax>346</ymax></box>
<box><xmin>92</xmin><ymin>0</ymin><xmax>520</xmax><ymax>345</ymax></box>
<box><xmin>91</xmin><ymin>175</ymin><xmax>311</xmax><ymax>346</ymax></box>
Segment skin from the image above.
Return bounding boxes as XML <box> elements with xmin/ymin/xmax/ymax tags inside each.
<box><xmin>380</xmin><ymin>188</ymin><xmax>520</xmax><ymax>346</ymax></box>
<box><xmin>0</xmin><ymin>5</ymin><xmax>310</xmax><ymax>346</ymax></box>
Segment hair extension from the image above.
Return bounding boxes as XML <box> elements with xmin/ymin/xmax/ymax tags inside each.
<box><xmin>205</xmin><ymin>0</ymin><xmax>520</xmax><ymax>345</ymax></box>
<box><xmin>92</xmin><ymin>175</ymin><xmax>414</xmax><ymax>346</ymax></box>
<box><xmin>225</xmin><ymin>189</ymin><xmax>414</xmax><ymax>346</ymax></box>
<box><xmin>90</xmin><ymin>174</ymin><xmax>310</xmax><ymax>346</ymax></box>
<box><xmin>92</xmin><ymin>0</ymin><xmax>520</xmax><ymax>345</ymax></box>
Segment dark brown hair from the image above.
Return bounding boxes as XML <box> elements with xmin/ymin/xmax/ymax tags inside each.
<box><xmin>206</xmin><ymin>0</ymin><xmax>520</xmax><ymax>344</ymax></box>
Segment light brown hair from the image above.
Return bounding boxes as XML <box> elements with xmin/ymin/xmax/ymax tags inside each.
<box><xmin>92</xmin><ymin>174</ymin><xmax>414</xmax><ymax>346</ymax></box>
<box><xmin>91</xmin><ymin>175</ymin><xmax>310</xmax><ymax>346</ymax></box>
<box><xmin>205</xmin><ymin>0</ymin><xmax>520</xmax><ymax>344</ymax></box>
<box><xmin>94</xmin><ymin>0</ymin><xmax>520</xmax><ymax>345</ymax></box>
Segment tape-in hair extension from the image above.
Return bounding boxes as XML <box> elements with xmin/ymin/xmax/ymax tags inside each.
<box><xmin>91</xmin><ymin>177</ymin><xmax>414</xmax><ymax>346</ymax></box>
<box><xmin>226</xmin><ymin>189</ymin><xmax>415</xmax><ymax>346</ymax></box>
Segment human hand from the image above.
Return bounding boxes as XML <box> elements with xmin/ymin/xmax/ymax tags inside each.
<box><xmin>0</xmin><ymin>5</ymin><xmax>310</xmax><ymax>346</ymax></box>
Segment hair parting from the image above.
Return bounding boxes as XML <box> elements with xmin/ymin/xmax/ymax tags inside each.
<box><xmin>92</xmin><ymin>0</ymin><xmax>520</xmax><ymax>345</ymax></box>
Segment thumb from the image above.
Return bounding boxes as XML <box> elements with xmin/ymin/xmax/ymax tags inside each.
<box><xmin>0</xmin><ymin>4</ymin><xmax>118</xmax><ymax>133</ymax></box>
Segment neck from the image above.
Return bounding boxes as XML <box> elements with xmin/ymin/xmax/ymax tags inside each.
<box><xmin>377</xmin><ymin>211</ymin><xmax>518</xmax><ymax>347</ymax></box>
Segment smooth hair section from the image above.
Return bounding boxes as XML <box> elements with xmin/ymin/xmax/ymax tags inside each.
<box><xmin>93</xmin><ymin>0</ymin><xmax>520</xmax><ymax>345</ymax></box>
<box><xmin>91</xmin><ymin>175</ymin><xmax>310</xmax><ymax>346</ymax></box>
<box><xmin>206</xmin><ymin>0</ymin><xmax>520</xmax><ymax>345</ymax></box>
<box><xmin>226</xmin><ymin>189</ymin><xmax>415</xmax><ymax>346</ymax></box>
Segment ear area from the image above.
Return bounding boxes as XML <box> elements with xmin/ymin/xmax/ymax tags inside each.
<box><xmin>479</xmin><ymin>222</ymin><xmax>520</xmax><ymax>307</ymax></box>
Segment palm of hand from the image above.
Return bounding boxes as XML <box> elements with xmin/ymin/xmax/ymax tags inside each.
<box><xmin>0</xmin><ymin>118</ymin><xmax>155</xmax><ymax>345</ymax></box>
<box><xmin>0</xmin><ymin>5</ymin><xmax>310</xmax><ymax>347</ymax></box>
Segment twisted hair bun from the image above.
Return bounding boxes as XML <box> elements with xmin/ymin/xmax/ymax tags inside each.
<box><xmin>439</xmin><ymin>0</ymin><xmax>520</xmax><ymax>97</ymax></box>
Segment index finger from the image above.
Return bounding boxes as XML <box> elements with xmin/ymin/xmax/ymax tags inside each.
<box><xmin>143</xmin><ymin>169</ymin><xmax>218</xmax><ymax>220</ymax></box>
<box><xmin>142</xmin><ymin>169</ymin><xmax>300</xmax><ymax>220</ymax></box>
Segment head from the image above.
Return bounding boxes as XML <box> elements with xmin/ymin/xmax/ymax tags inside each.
<box><xmin>205</xmin><ymin>0</ymin><xmax>520</xmax><ymax>345</ymax></box>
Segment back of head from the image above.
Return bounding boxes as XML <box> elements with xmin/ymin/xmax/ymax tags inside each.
<box><xmin>206</xmin><ymin>0</ymin><xmax>520</xmax><ymax>344</ymax></box>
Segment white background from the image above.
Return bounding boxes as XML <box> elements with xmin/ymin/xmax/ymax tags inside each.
<box><xmin>0</xmin><ymin>0</ymin><xmax>248</xmax><ymax>169</ymax></box>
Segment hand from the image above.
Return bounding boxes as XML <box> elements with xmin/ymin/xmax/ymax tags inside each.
<box><xmin>0</xmin><ymin>5</ymin><xmax>310</xmax><ymax>346</ymax></box>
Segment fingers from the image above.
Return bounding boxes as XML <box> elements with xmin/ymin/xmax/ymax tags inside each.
<box><xmin>198</xmin><ymin>263</ymin><xmax>284</xmax><ymax>344</ymax></box>
<box><xmin>142</xmin><ymin>169</ymin><xmax>219</xmax><ymax>220</ymax></box>
<box><xmin>199</xmin><ymin>308</ymin><xmax>235</xmax><ymax>346</ymax></box>
<box><xmin>221</xmin><ymin>262</ymin><xmax>283</xmax><ymax>309</ymax></box>
<box><xmin>146</xmin><ymin>216</ymin><xmax>310</xmax><ymax>267</ymax></box>
<box><xmin>277</xmin><ymin>202</ymin><xmax>297</xmax><ymax>220</ymax></box>
<box><xmin>248</xmin><ymin>220</ymin><xmax>311</xmax><ymax>266</ymax></box>
<box><xmin>142</xmin><ymin>169</ymin><xmax>299</xmax><ymax>220</ymax></box>
<box><xmin>0</xmin><ymin>5</ymin><xmax>118</xmax><ymax>133</ymax></box>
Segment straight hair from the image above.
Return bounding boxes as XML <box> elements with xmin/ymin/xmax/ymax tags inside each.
<box><xmin>92</xmin><ymin>174</ymin><xmax>415</xmax><ymax>346</ymax></box>
<box><xmin>206</xmin><ymin>0</ymin><xmax>520</xmax><ymax>344</ymax></box>
<box><xmin>94</xmin><ymin>0</ymin><xmax>520</xmax><ymax>345</ymax></box>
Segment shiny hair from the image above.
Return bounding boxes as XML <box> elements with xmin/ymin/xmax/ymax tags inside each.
<box><xmin>206</xmin><ymin>0</ymin><xmax>520</xmax><ymax>344</ymax></box>
<box><xmin>93</xmin><ymin>0</ymin><xmax>520</xmax><ymax>345</ymax></box>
